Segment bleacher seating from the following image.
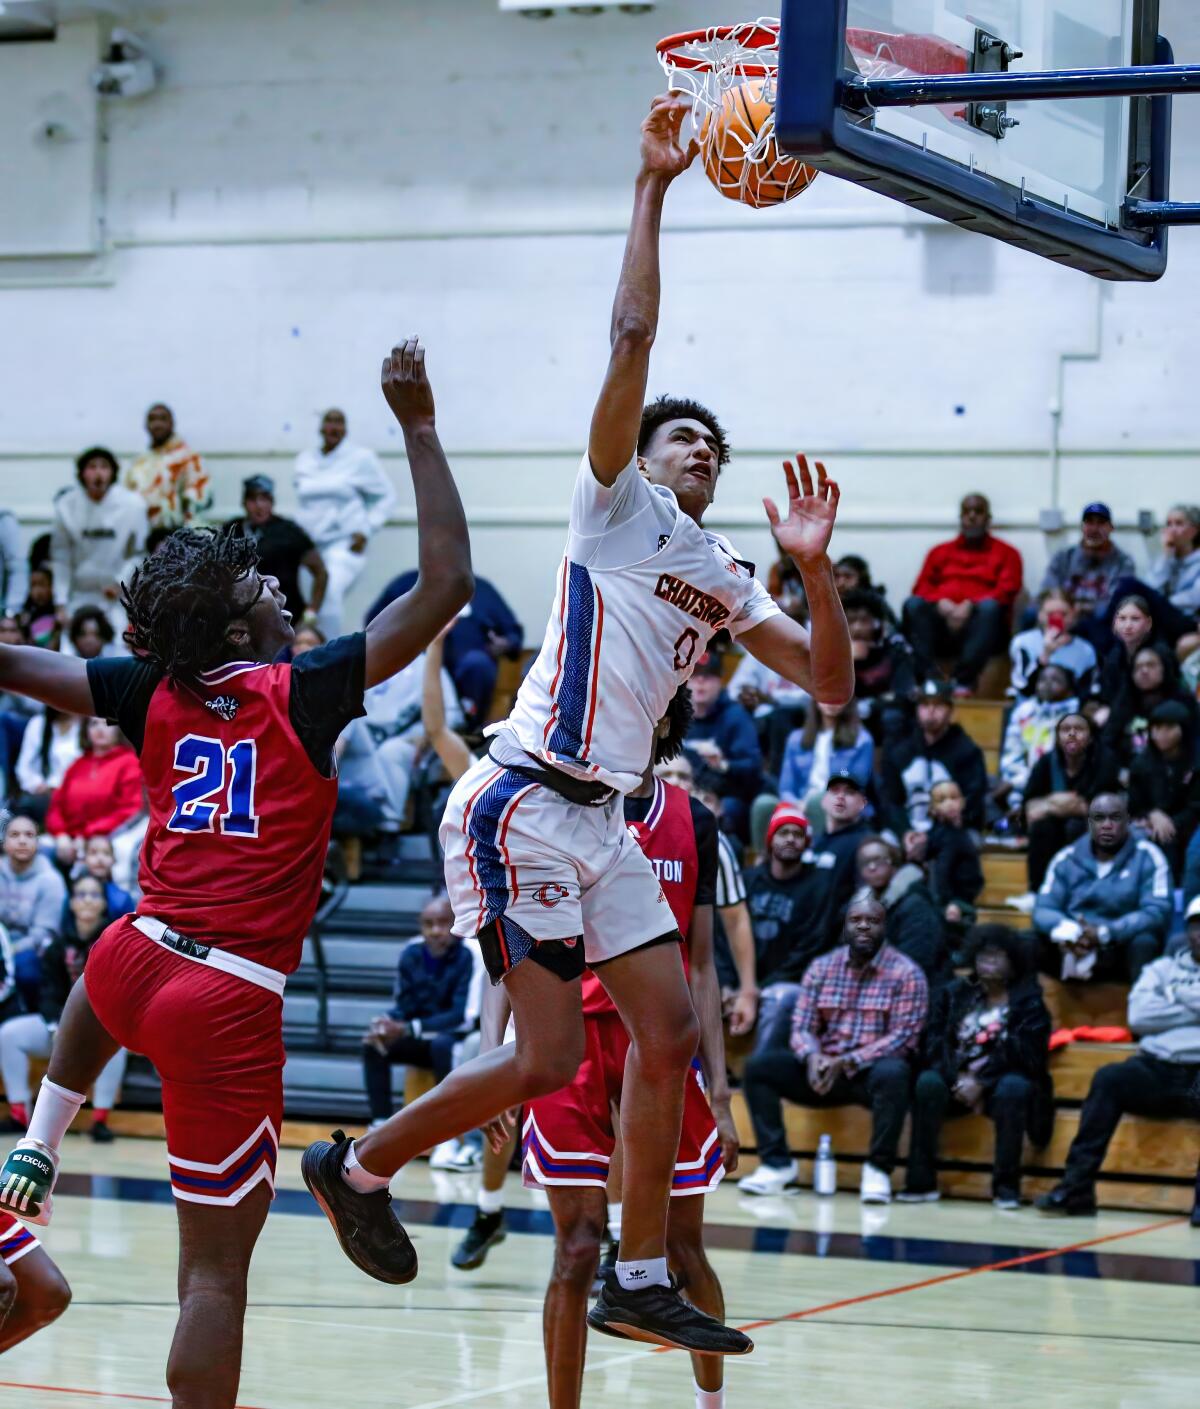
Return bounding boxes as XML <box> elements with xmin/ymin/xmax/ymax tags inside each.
<box><xmin>10</xmin><ymin>641</ymin><xmax>1189</xmax><ymax>1209</ymax></box>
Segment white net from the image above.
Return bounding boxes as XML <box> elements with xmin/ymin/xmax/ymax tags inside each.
<box><xmin>657</xmin><ymin>19</ymin><xmax>816</xmax><ymax>208</ymax></box>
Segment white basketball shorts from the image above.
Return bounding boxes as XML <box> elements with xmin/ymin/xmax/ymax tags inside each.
<box><xmin>440</xmin><ymin>757</ymin><xmax>674</xmax><ymax>977</ymax></box>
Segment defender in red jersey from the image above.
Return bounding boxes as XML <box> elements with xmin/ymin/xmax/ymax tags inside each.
<box><xmin>483</xmin><ymin>694</ymin><xmax>744</xmax><ymax>1405</ymax></box>
<box><xmin>0</xmin><ymin>340</ymin><xmax>471</xmax><ymax>1409</ymax></box>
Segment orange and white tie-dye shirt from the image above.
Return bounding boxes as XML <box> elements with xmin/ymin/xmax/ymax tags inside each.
<box><xmin>125</xmin><ymin>436</ymin><xmax>212</xmax><ymax>528</ymax></box>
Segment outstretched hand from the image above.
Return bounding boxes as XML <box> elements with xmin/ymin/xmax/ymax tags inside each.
<box><xmin>640</xmin><ymin>92</ymin><xmax>699</xmax><ymax>181</ymax></box>
<box><xmin>763</xmin><ymin>454</ymin><xmax>840</xmax><ymax>568</ymax></box>
<box><xmin>382</xmin><ymin>337</ymin><xmax>436</xmax><ymax>430</ymax></box>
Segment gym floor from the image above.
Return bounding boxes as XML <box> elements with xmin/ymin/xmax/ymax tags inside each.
<box><xmin>3</xmin><ymin>1135</ymin><xmax>1199</xmax><ymax>1407</ymax></box>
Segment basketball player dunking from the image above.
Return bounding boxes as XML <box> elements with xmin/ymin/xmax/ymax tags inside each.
<box><xmin>304</xmin><ymin>93</ymin><xmax>852</xmax><ymax>1353</ymax></box>
<box><xmin>0</xmin><ymin>341</ymin><xmax>471</xmax><ymax>1409</ymax></box>
<box><xmin>520</xmin><ymin>689</ymin><xmax>738</xmax><ymax>1407</ymax></box>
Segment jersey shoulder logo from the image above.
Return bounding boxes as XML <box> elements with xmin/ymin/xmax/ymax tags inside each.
<box><xmin>533</xmin><ymin>882</ymin><xmax>570</xmax><ymax>910</ymax></box>
<box><xmin>204</xmin><ymin>694</ymin><xmax>240</xmax><ymax>722</ymax></box>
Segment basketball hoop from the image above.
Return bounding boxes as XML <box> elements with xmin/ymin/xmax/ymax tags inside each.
<box><xmin>656</xmin><ymin>18</ymin><xmax>816</xmax><ymax>209</ymax></box>
<box><xmin>655</xmin><ymin>19</ymin><xmax>780</xmax><ymax>80</ymax></box>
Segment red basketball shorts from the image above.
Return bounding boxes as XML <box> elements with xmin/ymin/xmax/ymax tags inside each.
<box><xmin>523</xmin><ymin>1010</ymin><xmax>724</xmax><ymax>1198</ymax></box>
<box><xmin>85</xmin><ymin>916</ymin><xmax>283</xmax><ymax>1208</ymax></box>
<box><xmin>0</xmin><ymin>1214</ymin><xmax>39</xmax><ymax>1265</ymax></box>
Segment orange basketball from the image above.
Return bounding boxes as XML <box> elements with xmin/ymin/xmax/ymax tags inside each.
<box><xmin>701</xmin><ymin>78</ymin><xmax>817</xmax><ymax>208</ymax></box>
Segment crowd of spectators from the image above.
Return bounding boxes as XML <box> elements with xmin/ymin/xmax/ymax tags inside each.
<box><xmin>0</xmin><ymin>404</ymin><xmax>511</xmax><ymax>1143</ymax></box>
<box><xmin>3</xmin><ymin>430</ymin><xmax>1200</xmax><ymax>1208</ymax></box>
<box><xmin>678</xmin><ymin>492</ymin><xmax>1200</xmax><ymax>1209</ymax></box>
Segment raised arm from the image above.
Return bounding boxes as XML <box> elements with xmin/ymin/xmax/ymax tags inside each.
<box><xmin>739</xmin><ymin>456</ymin><xmax>853</xmax><ymax>708</ymax></box>
<box><xmin>587</xmin><ymin>93</ymin><xmax>697</xmax><ymax>486</ymax></box>
<box><xmin>364</xmin><ymin>340</ymin><xmax>473</xmax><ymax>690</ymax></box>
<box><xmin>422</xmin><ymin>627</ymin><xmax>474</xmax><ymax>782</ymax></box>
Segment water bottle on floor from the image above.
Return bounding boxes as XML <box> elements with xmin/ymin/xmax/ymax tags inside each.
<box><xmin>814</xmin><ymin>1134</ymin><xmax>837</xmax><ymax>1196</ymax></box>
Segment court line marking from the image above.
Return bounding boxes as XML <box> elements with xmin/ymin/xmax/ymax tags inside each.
<box><xmin>0</xmin><ymin>1383</ymin><xmax>266</xmax><ymax>1408</ymax></box>
<box><xmin>732</xmin><ymin>1214</ymin><xmax>1189</xmax><ymax>1336</ymax></box>
<box><xmin>791</xmin><ymin>1317</ymin><xmax>1200</xmax><ymax>1347</ymax></box>
<box><xmin>246</xmin><ymin>1308</ymin><xmax>549</xmax><ymax>1351</ymax></box>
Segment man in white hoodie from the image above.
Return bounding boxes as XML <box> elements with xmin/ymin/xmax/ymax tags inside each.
<box><xmin>49</xmin><ymin>449</ymin><xmax>148</xmax><ymax>635</ymax></box>
<box><xmin>293</xmin><ymin>408</ymin><xmax>396</xmax><ymax>637</ymax></box>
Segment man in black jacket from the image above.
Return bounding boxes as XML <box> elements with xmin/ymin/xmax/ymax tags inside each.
<box><xmin>746</xmin><ymin>805</ymin><xmax>838</xmax><ymax>1051</ymax></box>
<box><xmin>881</xmin><ymin>680</ymin><xmax>988</xmax><ymax>839</ymax></box>
<box><xmin>811</xmin><ymin>770</ymin><xmax>875</xmax><ymax>913</ymax></box>
<box><xmin>361</xmin><ymin>895</ymin><xmax>478</xmax><ymax>1125</ymax></box>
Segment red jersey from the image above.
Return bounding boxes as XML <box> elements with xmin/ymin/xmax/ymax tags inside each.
<box><xmin>87</xmin><ymin>635</ymin><xmax>366</xmax><ymax>973</ymax></box>
<box><xmin>581</xmin><ymin>777</ymin><xmax>718</xmax><ymax>1015</ymax></box>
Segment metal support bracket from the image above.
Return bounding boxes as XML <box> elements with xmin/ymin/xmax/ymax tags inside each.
<box><xmin>970</xmin><ymin>28</ymin><xmax>1023</xmax><ymax>140</ymax></box>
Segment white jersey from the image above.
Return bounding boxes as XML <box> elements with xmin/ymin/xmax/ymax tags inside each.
<box><xmin>501</xmin><ymin>453</ymin><xmax>782</xmax><ymax>793</ymax></box>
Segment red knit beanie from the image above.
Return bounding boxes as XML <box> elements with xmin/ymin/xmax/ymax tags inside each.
<box><xmin>766</xmin><ymin>804</ymin><xmax>810</xmax><ymax>850</ymax></box>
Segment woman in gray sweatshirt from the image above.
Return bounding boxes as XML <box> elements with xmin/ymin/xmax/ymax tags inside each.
<box><xmin>0</xmin><ymin>814</ymin><xmax>66</xmax><ymax>1010</ymax></box>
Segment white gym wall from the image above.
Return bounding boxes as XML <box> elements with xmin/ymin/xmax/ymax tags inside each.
<box><xmin>0</xmin><ymin>0</ymin><xmax>1198</xmax><ymax>632</ymax></box>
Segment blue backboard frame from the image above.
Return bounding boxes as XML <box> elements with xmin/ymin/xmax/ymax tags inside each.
<box><xmin>774</xmin><ymin>0</ymin><xmax>1172</xmax><ymax>281</ymax></box>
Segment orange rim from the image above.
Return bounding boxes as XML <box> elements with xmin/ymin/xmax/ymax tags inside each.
<box><xmin>656</xmin><ymin>20</ymin><xmax>780</xmax><ymax>76</ymax></box>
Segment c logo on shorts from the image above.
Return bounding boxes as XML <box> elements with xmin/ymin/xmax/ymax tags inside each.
<box><xmin>533</xmin><ymin>883</ymin><xmax>570</xmax><ymax>910</ymax></box>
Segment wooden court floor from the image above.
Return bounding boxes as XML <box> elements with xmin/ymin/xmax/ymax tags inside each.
<box><xmin>2</xmin><ymin>1134</ymin><xmax>1199</xmax><ymax>1408</ymax></box>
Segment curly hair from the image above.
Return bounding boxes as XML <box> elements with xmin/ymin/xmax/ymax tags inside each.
<box><xmin>654</xmin><ymin>685</ymin><xmax>695</xmax><ymax>764</ymax></box>
<box><xmin>638</xmin><ymin>396</ymin><xmax>731</xmax><ymax>469</ymax></box>
<box><xmin>963</xmin><ymin>923</ymin><xmax>1032</xmax><ymax>981</ymax></box>
<box><xmin>69</xmin><ymin>605</ymin><xmax>115</xmax><ymax>647</ymax></box>
<box><xmin>122</xmin><ymin>528</ymin><xmax>261</xmax><ymax>682</ymax></box>
<box><xmin>74</xmin><ymin>446</ymin><xmax>119</xmax><ymax>485</ymax></box>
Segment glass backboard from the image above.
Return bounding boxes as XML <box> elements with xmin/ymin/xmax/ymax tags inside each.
<box><xmin>846</xmin><ymin>0</ymin><xmax>1133</xmax><ymax>227</ymax></box>
<box><xmin>775</xmin><ymin>0</ymin><xmax>1171</xmax><ymax>280</ymax></box>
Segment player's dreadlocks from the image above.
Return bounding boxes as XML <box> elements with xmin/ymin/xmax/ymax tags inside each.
<box><xmin>122</xmin><ymin>528</ymin><xmax>261</xmax><ymax>683</ymax></box>
<box><xmin>654</xmin><ymin>684</ymin><xmax>695</xmax><ymax>765</ymax></box>
<box><xmin>638</xmin><ymin>395</ymin><xmax>731</xmax><ymax>469</ymax></box>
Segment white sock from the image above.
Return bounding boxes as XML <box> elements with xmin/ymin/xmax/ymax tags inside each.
<box><xmin>26</xmin><ymin>1079</ymin><xmax>85</xmax><ymax>1153</ymax></box>
<box><xmin>477</xmin><ymin>1185</ymin><xmax>505</xmax><ymax>1215</ymax></box>
<box><xmin>340</xmin><ymin>1140</ymin><xmax>391</xmax><ymax>1193</ymax></box>
<box><xmin>607</xmin><ymin>1200</ymin><xmax>622</xmax><ymax>1241</ymax></box>
<box><xmin>695</xmin><ymin>1384</ymin><xmax>725</xmax><ymax>1409</ymax></box>
<box><xmin>616</xmin><ymin>1256</ymin><xmax>669</xmax><ymax>1291</ymax></box>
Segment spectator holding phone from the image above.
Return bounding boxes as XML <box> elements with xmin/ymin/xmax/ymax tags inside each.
<box><xmin>1009</xmin><ymin>589</ymin><xmax>1097</xmax><ymax>699</ymax></box>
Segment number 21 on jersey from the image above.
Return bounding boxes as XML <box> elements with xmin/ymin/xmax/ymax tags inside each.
<box><xmin>168</xmin><ymin>734</ymin><xmax>259</xmax><ymax>837</ymax></box>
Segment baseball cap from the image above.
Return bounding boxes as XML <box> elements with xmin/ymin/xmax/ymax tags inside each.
<box><xmin>766</xmin><ymin>804</ymin><xmax>810</xmax><ymax>850</ymax></box>
<box><xmin>1081</xmin><ymin>502</ymin><xmax>1112</xmax><ymax>522</ymax></box>
<box><xmin>920</xmin><ymin>679</ymin><xmax>955</xmax><ymax>702</ymax></box>
<box><xmin>692</xmin><ymin>651</ymin><xmax>724</xmax><ymax>679</ymax></box>
<box><xmin>1187</xmin><ymin>895</ymin><xmax>1200</xmax><ymax>922</ymax></box>
<box><xmin>243</xmin><ymin>474</ymin><xmax>275</xmax><ymax>497</ymax></box>
<box><xmin>825</xmin><ymin>769</ymin><xmax>865</xmax><ymax>794</ymax></box>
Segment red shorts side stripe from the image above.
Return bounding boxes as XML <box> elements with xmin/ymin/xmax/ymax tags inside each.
<box><xmin>168</xmin><ymin>1116</ymin><xmax>279</xmax><ymax>1207</ymax></box>
<box><xmin>0</xmin><ymin>1215</ymin><xmax>38</xmax><ymax>1266</ymax></box>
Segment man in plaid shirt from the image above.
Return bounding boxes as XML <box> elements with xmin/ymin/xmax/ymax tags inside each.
<box><xmin>738</xmin><ymin>897</ymin><xmax>928</xmax><ymax>1203</ymax></box>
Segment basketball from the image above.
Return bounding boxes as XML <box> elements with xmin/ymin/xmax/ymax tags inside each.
<box><xmin>701</xmin><ymin>78</ymin><xmax>817</xmax><ymax>208</ymax></box>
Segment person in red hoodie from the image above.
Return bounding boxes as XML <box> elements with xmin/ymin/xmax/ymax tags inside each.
<box><xmin>903</xmin><ymin>494</ymin><xmax>1024</xmax><ymax>696</ymax></box>
<box><xmin>45</xmin><ymin>719</ymin><xmax>144</xmax><ymax>868</ymax></box>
